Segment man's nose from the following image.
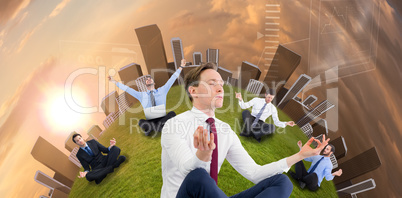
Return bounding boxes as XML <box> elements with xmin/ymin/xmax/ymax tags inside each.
<box><xmin>216</xmin><ymin>84</ymin><xmax>223</xmax><ymax>92</ymax></box>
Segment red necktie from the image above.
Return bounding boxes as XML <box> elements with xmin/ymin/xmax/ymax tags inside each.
<box><xmin>206</xmin><ymin>118</ymin><xmax>218</xmax><ymax>184</ymax></box>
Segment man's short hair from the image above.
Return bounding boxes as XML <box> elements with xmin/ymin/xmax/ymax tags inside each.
<box><xmin>266</xmin><ymin>88</ymin><xmax>276</xmax><ymax>96</ymax></box>
<box><xmin>72</xmin><ymin>133</ymin><xmax>82</xmax><ymax>144</ymax></box>
<box><xmin>324</xmin><ymin>144</ymin><xmax>335</xmax><ymax>154</ymax></box>
<box><xmin>145</xmin><ymin>75</ymin><xmax>153</xmax><ymax>80</ymax></box>
<box><xmin>184</xmin><ymin>62</ymin><xmax>217</xmax><ymax>102</ymax></box>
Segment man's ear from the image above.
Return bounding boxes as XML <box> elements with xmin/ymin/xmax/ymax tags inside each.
<box><xmin>188</xmin><ymin>86</ymin><xmax>197</xmax><ymax>99</ymax></box>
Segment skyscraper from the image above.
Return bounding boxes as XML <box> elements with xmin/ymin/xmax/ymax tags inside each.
<box><xmin>87</xmin><ymin>125</ymin><xmax>103</xmax><ymax>139</ymax></box>
<box><xmin>206</xmin><ymin>48</ymin><xmax>219</xmax><ymax>66</ymax></box>
<box><xmin>333</xmin><ymin>147</ymin><xmax>381</xmax><ymax>185</ymax></box>
<box><xmin>100</xmin><ymin>91</ymin><xmax>119</xmax><ymax>116</ymax></box>
<box><xmin>296</xmin><ymin>100</ymin><xmax>335</xmax><ymax>127</ymax></box>
<box><xmin>34</xmin><ymin>170</ymin><xmax>71</xmax><ymax>196</ymax></box>
<box><xmin>227</xmin><ymin>76</ymin><xmax>239</xmax><ymax>87</ymax></box>
<box><xmin>328</xmin><ymin>136</ymin><xmax>348</xmax><ymax>160</ymax></box>
<box><xmin>261</xmin><ymin>44</ymin><xmax>301</xmax><ymax>94</ymax></box>
<box><xmin>311</xmin><ymin>119</ymin><xmax>329</xmax><ymax>137</ymax></box>
<box><xmin>171</xmin><ymin>37</ymin><xmax>184</xmax><ymax>70</ymax></box>
<box><xmin>65</xmin><ymin>131</ymin><xmax>78</xmax><ymax>152</ymax></box>
<box><xmin>31</xmin><ymin>136</ymin><xmax>80</xmax><ymax>183</ymax></box>
<box><xmin>303</xmin><ymin>95</ymin><xmax>318</xmax><ymax>109</ymax></box>
<box><xmin>193</xmin><ymin>52</ymin><xmax>202</xmax><ymax>65</ymax></box>
<box><xmin>246</xmin><ymin>79</ymin><xmax>264</xmax><ymax>95</ymax></box>
<box><xmin>239</xmin><ymin>61</ymin><xmax>261</xmax><ymax>90</ymax></box>
<box><xmin>281</xmin><ymin>99</ymin><xmax>309</xmax><ymax>124</ymax></box>
<box><xmin>135</xmin><ymin>24</ymin><xmax>169</xmax><ymax>88</ymax></box>
<box><xmin>118</xmin><ymin>63</ymin><xmax>143</xmax><ymax>85</ymax></box>
<box><xmin>278</xmin><ymin>74</ymin><xmax>312</xmax><ymax>109</ymax></box>
<box><xmin>217</xmin><ymin>66</ymin><xmax>232</xmax><ymax>84</ymax></box>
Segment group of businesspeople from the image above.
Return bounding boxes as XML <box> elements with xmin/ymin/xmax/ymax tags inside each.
<box><xmin>71</xmin><ymin>60</ymin><xmax>342</xmax><ymax>197</ymax></box>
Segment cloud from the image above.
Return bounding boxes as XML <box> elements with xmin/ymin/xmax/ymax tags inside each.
<box><xmin>15</xmin><ymin>0</ymin><xmax>71</xmax><ymax>53</ymax></box>
<box><xmin>0</xmin><ymin>58</ymin><xmax>57</xmax><ymax>166</ymax></box>
<box><xmin>49</xmin><ymin>0</ymin><xmax>71</xmax><ymax>18</ymax></box>
<box><xmin>183</xmin><ymin>44</ymin><xmax>195</xmax><ymax>58</ymax></box>
<box><xmin>0</xmin><ymin>0</ymin><xmax>31</xmax><ymax>25</ymax></box>
<box><xmin>16</xmin><ymin>27</ymin><xmax>37</xmax><ymax>53</ymax></box>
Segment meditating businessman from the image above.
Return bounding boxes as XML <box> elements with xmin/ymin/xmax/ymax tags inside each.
<box><xmin>235</xmin><ymin>90</ymin><xmax>295</xmax><ymax>142</ymax></box>
<box><xmin>73</xmin><ymin>134</ymin><xmax>126</xmax><ymax>184</ymax></box>
<box><xmin>289</xmin><ymin>141</ymin><xmax>342</xmax><ymax>191</ymax></box>
<box><xmin>109</xmin><ymin>59</ymin><xmax>186</xmax><ymax>136</ymax></box>
<box><xmin>161</xmin><ymin>63</ymin><xmax>330</xmax><ymax>198</ymax></box>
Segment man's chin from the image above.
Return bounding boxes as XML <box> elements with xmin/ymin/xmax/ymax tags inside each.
<box><xmin>214</xmin><ymin>102</ymin><xmax>223</xmax><ymax>109</ymax></box>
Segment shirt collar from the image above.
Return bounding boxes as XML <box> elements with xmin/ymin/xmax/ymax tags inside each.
<box><xmin>190</xmin><ymin>106</ymin><xmax>216</xmax><ymax>122</ymax></box>
<box><xmin>80</xmin><ymin>143</ymin><xmax>88</xmax><ymax>149</ymax></box>
<box><xmin>147</xmin><ymin>89</ymin><xmax>157</xmax><ymax>94</ymax></box>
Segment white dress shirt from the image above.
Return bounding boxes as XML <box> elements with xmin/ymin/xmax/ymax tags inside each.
<box><xmin>239</xmin><ymin>98</ymin><xmax>287</xmax><ymax>128</ymax></box>
<box><xmin>160</xmin><ymin>107</ymin><xmax>290</xmax><ymax>198</ymax></box>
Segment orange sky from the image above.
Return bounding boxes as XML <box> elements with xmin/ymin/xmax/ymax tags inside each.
<box><xmin>0</xmin><ymin>0</ymin><xmax>401</xmax><ymax>197</ymax></box>
<box><xmin>0</xmin><ymin>0</ymin><xmax>268</xmax><ymax>197</ymax></box>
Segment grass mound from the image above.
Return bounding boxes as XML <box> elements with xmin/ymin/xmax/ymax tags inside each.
<box><xmin>69</xmin><ymin>85</ymin><xmax>337</xmax><ymax>197</ymax></box>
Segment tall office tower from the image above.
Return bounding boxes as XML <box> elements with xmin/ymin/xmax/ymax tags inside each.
<box><xmin>227</xmin><ymin>76</ymin><xmax>239</xmax><ymax>87</ymax></box>
<box><xmin>217</xmin><ymin>66</ymin><xmax>232</xmax><ymax>84</ymax></box>
<box><xmin>46</xmin><ymin>188</ymin><xmax>68</xmax><ymax>198</ymax></box>
<box><xmin>311</xmin><ymin>119</ymin><xmax>329</xmax><ymax>137</ymax></box>
<box><xmin>101</xmin><ymin>91</ymin><xmax>119</xmax><ymax>116</ymax></box>
<box><xmin>274</xmin><ymin>87</ymin><xmax>288</xmax><ymax>105</ymax></box>
<box><xmin>135</xmin><ymin>24</ymin><xmax>169</xmax><ymax>88</ymax></box>
<box><xmin>171</xmin><ymin>37</ymin><xmax>184</xmax><ymax>70</ymax></box>
<box><xmin>118</xmin><ymin>63</ymin><xmax>143</xmax><ymax>105</ymax></box>
<box><xmin>65</xmin><ymin>131</ymin><xmax>78</xmax><ymax>152</ymax></box>
<box><xmin>239</xmin><ymin>61</ymin><xmax>261</xmax><ymax>90</ymax></box>
<box><xmin>206</xmin><ymin>48</ymin><xmax>219</xmax><ymax>66</ymax></box>
<box><xmin>329</xmin><ymin>136</ymin><xmax>347</xmax><ymax>160</ymax></box>
<box><xmin>334</xmin><ymin>147</ymin><xmax>381</xmax><ymax>186</ymax></box>
<box><xmin>181</xmin><ymin>65</ymin><xmax>199</xmax><ymax>79</ymax></box>
<box><xmin>278</xmin><ymin>74</ymin><xmax>312</xmax><ymax>109</ymax></box>
<box><xmin>337</xmin><ymin>178</ymin><xmax>376</xmax><ymax>197</ymax></box>
<box><xmin>303</xmin><ymin>95</ymin><xmax>318</xmax><ymax>109</ymax></box>
<box><xmin>261</xmin><ymin>44</ymin><xmax>301</xmax><ymax>95</ymax></box>
<box><xmin>87</xmin><ymin>125</ymin><xmax>102</xmax><ymax>139</ymax></box>
<box><xmin>246</xmin><ymin>79</ymin><xmax>264</xmax><ymax>95</ymax></box>
<box><xmin>281</xmin><ymin>99</ymin><xmax>309</xmax><ymax>123</ymax></box>
<box><xmin>31</xmin><ymin>136</ymin><xmax>80</xmax><ymax>183</ymax></box>
<box><xmin>296</xmin><ymin>100</ymin><xmax>335</xmax><ymax>127</ymax></box>
<box><xmin>54</xmin><ymin>171</ymin><xmax>74</xmax><ymax>187</ymax></box>
<box><xmin>193</xmin><ymin>52</ymin><xmax>202</xmax><ymax>65</ymax></box>
<box><xmin>34</xmin><ymin>170</ymin><xmax>70</xmax><ymax>197</ymax></box>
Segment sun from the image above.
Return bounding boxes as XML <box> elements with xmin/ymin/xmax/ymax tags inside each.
<box><xmin>40</xmin><ymin>87</ymin><xmax>88</xmax><ymax>133</ymax></box>
<box><xmin>47</xmin><ymin>96</ymin><xmax>83</xmax><ymax>128</ymax></box>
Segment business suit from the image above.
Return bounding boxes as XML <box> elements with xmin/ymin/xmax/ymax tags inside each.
<box><xmin>76</xmin><ymin>139</ymin><xmax>121</xmax><ymax>183</ymax></box>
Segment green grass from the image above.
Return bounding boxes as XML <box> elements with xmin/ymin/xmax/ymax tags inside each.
<box><xmin>69</xmin><ymin>85</ymin><xmax>337</xmax><ymax>198</ymax></box>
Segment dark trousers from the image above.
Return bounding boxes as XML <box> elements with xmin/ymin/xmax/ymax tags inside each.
<box><xmin>241</xmin><ymin>110</ymin><xmax>275</xmax><ymax>142</ymax></box>
<box><xmin>139</xmin><ymin>111</ymin><xmax>176</xmax><ymax>136</ymax></box>
<box><xmin>176</xmin><ymin>168</ymin><xmax>293</xmax><ymax>198</ymax></box>
<box><xmin>294</xmin><ymin>161</ymin><xmax>319</xmax><ymax>191</ymax></box>
<box><xmin>85</xmin><ymin>146</ymin><xmax>121</xmax><ymax>183</ymax></box>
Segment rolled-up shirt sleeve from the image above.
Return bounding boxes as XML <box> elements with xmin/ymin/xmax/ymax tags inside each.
<box><xmin>238</xmin><ymin>98</ymin><xmax>255</xmax><ymax>109</ymax></box>
<box><xmin>271</xmin><ymin>105</ymin><xmax>287</xmax><ymax>128</ymax></box>
<box><xmin>226</xmin><ymin>132</ymin><xmax>290</xmax><ymax>184</ymax></box>
<box><xmin>115</xmin><ymin>82</ymin><xmax>142</xmax><ymax>101</ymax></box>
<box><xmin>161</xmin><ymin>119</ymin><xmax>209</xmax><ymax>176</ymax></box>
<box><xmin>161</xmin><ymin>69</ymin><xmax>181</xmax><ymax>93</ymax></box>
<box><xmin>324</xmin><ymin>167</ymin><xmax>335</xmax><ymax>181</ymax></box>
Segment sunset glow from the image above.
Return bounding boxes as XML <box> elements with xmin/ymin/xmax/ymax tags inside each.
<box><xmin>41</xmin><ymin>88</ymin><xmax>87</xmax><ymax>133</ymax></box>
